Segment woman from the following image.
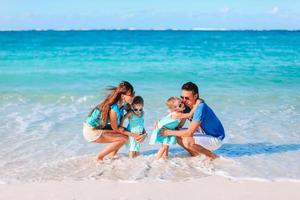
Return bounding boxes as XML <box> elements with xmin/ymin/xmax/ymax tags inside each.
<box><xmin>83</xmin><ymin>81</ymin><xmax>146</xmax><ymax>160</ymax></box>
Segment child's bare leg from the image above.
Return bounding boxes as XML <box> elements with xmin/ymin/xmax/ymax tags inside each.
<box><xmin>135</xmin><ymin>151</ymin><xmax>140</xmax><ymax>157</ymax></box>
<box><xmin>156</xmin><ymin>147</ymin><xmax>164</xmax><ymax>159</ymax></box>
<box><xmin>162</xmin><ymin>145</ymin><xmax>169</xmax><ymax>157</ymax></box>
<box><xmin>129</xmin><ymin>151</ymin><xmax>135</xmax><ymax>158</ymax></box>
<box><xmin>156</xmin><ymin>144</ymin><xmax>168</xmax><ymax>159</ymax></box>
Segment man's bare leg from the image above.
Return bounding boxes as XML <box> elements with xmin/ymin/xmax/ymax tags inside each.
<box><xmin>182</xmin><ymin>137</ymin><xmax>219</xmax><ymax>160</ymax></box>
<box><xmin>177</xmin><ymin>137</ymin><xmax>198</xmax><ymax>156</ymax></box>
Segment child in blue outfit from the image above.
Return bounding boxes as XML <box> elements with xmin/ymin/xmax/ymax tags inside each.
<box><xmin>121</xmin><ymin>96</ymin><xmax>146</xmax><ymax>158</ymax></box>
<box><xmin>149</xmin><ymin>97</ymin><xmax>200</xmax><ymax>159</ymax></box>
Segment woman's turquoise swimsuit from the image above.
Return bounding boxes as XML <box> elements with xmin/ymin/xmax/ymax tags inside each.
<box><xmin>149</xmin><ymin>113</ymin><xmax>180</xmax><ymax>145</ymax></box>
<box><xmin>126</xmin><ymin>112</ymin><xmax>144</xmax><ymax>152</ymax></box>
<box><xmin>85</xmin><ymin>103</ymin><xmax>125</xmax><ymax>128</ymax></box>
<box><xmin>110</xmin><ymin>103</ymin><xmax>125</xmax><ymax>125</ymax></box>
<box><xmin>85</xmin><ymin>108</ymin><xmax>101</xmax><ymax>128</ymax></box>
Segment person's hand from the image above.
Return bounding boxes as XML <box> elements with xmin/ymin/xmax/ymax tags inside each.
<box><xmin>130</xmin><ymin>133</ymin><xmax>139</xmax><ymax>139</ymax></box>
<box><xmin>136</xmin><ymin>133</ymin><xmax>146</xmax><ymax>143</ymax></box>
<box><xmin>160</xmin><ymin>128</ymin><xmax>170</xmax><ymax>136</ymax></box>
<box><xmin>118</xmin><ymin>127</ymin><xmax>125</xmax><ymax>132</ymax></box>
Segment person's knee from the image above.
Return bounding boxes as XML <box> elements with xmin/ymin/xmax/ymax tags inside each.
<box><xmin>176</xmin><ymin>137</ymin><xmax>183</xmax><ymax>144</ymax></box>
<box><xmin>120</xmin><ymin>135</ymin><xmax>128</xmax><ymax>143</ymax></box>
<box><xmin>182</xmin><ymin>138</ymin><xmax>194</xmax><ymax>149</ymax></box>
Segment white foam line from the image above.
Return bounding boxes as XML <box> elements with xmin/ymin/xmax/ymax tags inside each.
<box><xmin>273</xmin><ymin>178</ymin><xmax>300</xmax><ymax>183</ymax></box>
<box><xmin>214</xmin><ymin>172</ymin><xmax>300</xmax><ymax>183</ymax></box>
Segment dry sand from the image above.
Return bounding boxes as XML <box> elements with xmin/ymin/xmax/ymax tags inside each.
<box><xmin>1</xmin><ymin>176</ymin><xmax>300</xmax><ymax>200</ymax></box>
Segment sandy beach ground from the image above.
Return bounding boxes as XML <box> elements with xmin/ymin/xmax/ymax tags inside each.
<box><xmin>1</xmin><ymin>176</ymin><xmax>300</xmax><ymax>200</ymax></box>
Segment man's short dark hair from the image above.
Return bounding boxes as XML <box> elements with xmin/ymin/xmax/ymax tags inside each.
<box><xmin>181</xmin><ymin>82</ymin><xmax>199</xmax><ymax>95</ymax></box>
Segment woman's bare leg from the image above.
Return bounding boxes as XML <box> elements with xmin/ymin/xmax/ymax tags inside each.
<box><xmin>109</xmin><ymin>150</ymin><xmax>119</xmax><ymax>158</ymax></box>
<box><xmin>93</xmin><ymin>131</ymin><xmax>128</xmax><ymax>160</ymax></box>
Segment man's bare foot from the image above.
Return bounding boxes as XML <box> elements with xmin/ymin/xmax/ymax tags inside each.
<box><xmin>207</xmin><ymin>153</ymin><xmax>219</xmax><ymax>161</ymax></box>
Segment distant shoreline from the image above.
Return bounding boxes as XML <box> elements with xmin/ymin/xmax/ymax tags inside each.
<box><xmin>0</xmin><ymin>29</ymin><xmax>300</xmax><ymax>32</ymax></box>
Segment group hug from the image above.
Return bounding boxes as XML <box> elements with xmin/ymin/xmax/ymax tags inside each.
<box><xmin>83</xmin><ymin>81</ymin><xmax>225</xmax><ymax>161</ymax></box>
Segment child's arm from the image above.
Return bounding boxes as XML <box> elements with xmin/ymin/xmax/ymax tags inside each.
<box><xmin>175</xmin><ymin>99</ymin><xmax>201</xmax><ymax>119</ymax></box>
<box><xmin>177</xmin><ymin>119</ymin><xmax>187</xmax><ymax>129</ymax></box>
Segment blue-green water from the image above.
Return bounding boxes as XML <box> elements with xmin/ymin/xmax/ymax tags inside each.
<box><xmin>0</xmin><ymin>30</ymin><xmax>300</xmax><ymax>183</ymax></box>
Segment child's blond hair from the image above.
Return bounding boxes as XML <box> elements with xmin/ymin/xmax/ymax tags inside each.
<box><xmin>166</xmin><ymin>96</ymin><xmax>182</xmax><ymax>109</ymax></box>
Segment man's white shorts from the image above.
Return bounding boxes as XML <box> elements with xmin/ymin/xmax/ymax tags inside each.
<box><xmin>193</xmin><ymin>132</ymin><xmax>223</xmax><ymax>151</ymax></box>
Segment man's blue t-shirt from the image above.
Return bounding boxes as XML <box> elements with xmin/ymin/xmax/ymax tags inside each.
<box><xmin>192</xmin><ymin>102</ymin><xmax>225</xmax><ymax>140</ymax></box>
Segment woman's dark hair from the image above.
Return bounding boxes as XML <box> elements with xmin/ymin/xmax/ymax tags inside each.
<box><xmin>89</xmin><ymin>81</ymin><xmax>134</xmax><ymax>128</ymax></box>
<box><xmin>181</xmin><ymin>82</ymin><xmax>199</xmax><ymax>96</ymax></box>
<box><xmin>131</xmin><ymin>96</ymin><xmax>144</xmax><ymax>106</ymax></box>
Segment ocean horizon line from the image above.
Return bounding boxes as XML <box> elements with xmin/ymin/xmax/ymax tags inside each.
<box><xmin>0</xmin><ymin>28</ymin><xmax>300</xmax><ymax>32</ymax></box>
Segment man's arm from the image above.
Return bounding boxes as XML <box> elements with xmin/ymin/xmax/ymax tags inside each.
<box><xmin>161</xmin><ymin>120</ymin><xmax>201</xmax><ymax>137</ymax></box>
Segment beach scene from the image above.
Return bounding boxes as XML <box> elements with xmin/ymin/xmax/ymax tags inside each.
<box><xmin>1</xmin><ymin>1</ymin><xmax>300</xmax><ymax>200</ymax></box>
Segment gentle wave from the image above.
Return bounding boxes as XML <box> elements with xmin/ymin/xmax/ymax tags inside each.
<box><xmin>0</xmin><ymin>30</ymin><xmax>299</xmax><ymax>183</ymax></box>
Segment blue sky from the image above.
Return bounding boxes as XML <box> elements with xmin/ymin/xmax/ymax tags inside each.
<box><xmin>1</xmin><ymin>0</ymin><xmax>300</xmax><ymax>30</ymax></box>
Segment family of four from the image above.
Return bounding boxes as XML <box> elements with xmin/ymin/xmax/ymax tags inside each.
<box><xmin>83</xmin><ymin>81</ymin><xmax>225</xmax><ymax>161</ymax></box>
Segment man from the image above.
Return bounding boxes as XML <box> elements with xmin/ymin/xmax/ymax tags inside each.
<box><xmin>161</xmin><ymin>82</ymin><xmax>225</xmax><ymax>160</ymax></box>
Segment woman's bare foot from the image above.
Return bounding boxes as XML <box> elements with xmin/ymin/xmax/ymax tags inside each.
<box><xmin>96</xmin><ymin>154</ymin><xmax>104</xmax><ymax>161</ymax></box>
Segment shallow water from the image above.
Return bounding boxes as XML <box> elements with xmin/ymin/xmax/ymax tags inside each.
<box><xmin>0</xmin><ymin>30</ymin><xmax>300</xmax><ymax>183</ymax></box>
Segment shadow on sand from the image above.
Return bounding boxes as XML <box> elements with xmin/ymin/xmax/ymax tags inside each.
<box><xmin>142</xmin><ymin>143</ymin><xmax>300</xmax><ymax>158</ymax></box>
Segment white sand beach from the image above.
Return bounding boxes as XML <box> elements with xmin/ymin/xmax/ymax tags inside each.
<box><xmin>1</xmin><ymin>176</ymin><xmax>299</xmax><ymax>200</ymax></box>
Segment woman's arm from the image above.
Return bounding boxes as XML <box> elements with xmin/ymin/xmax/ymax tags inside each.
<box><xmin>136</xmin><ymin>132</ymin><xmax>147</xmax><ymax>143</ymax></box>
<box><xmin>161</xmin><ymin>120</ymin><xmax>201</xmax><ymax>137</ymax></box>
<box><xmin>120</xmin><ymin>112</ymin><xmax>131</xmax><ymax>128</ymax></box>
<box><xmin>109</xmin><ymin>109</ymin><xmax>120</xmax><ymax>132</ymax></box>
<box><xmin>109</xmin><ymin>110</ymin><xmax>138</xmax><ymax>138</ymax></box>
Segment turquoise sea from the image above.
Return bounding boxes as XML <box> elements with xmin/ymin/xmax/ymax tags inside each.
<box><xmin>0</xmin><ymin>30</ymin><xmax>300</xmax><ymax>183</ymax></box>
